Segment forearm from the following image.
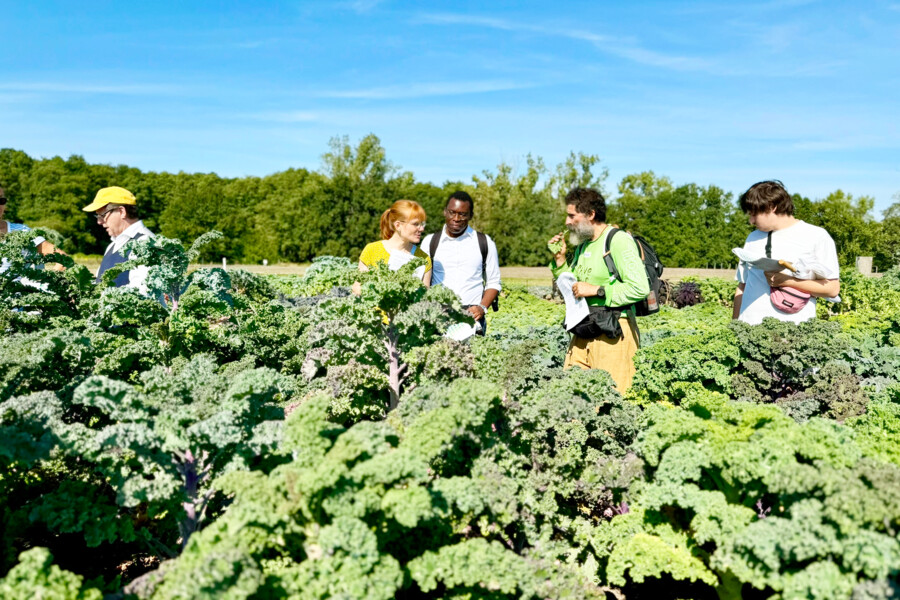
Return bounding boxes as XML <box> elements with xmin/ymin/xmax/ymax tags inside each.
<box><xmin>480</xmin><ymin>287</ymin><xmax>499</xmax><ymax>308</ymax></box>
<box><xmin>732</xmin><ymin>286</ymin><xmax>744</xmax><ymax>319</ymax></box>
<box><xmin>779</xmin><ymin>277</ymin><xmax>840</xmax><ymax>298</ymax></box>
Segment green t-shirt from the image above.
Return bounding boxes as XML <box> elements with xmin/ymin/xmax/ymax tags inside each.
<box><xmin>550</xmin><ymin>227</ymin><xmax>650</xmax><ymax>310</ymax></box>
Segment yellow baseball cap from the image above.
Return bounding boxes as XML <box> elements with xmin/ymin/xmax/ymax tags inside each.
<box><xmin>82</xmin><ymin>186</ymin><xmax>137</xmax><ymax>212</ymax></box>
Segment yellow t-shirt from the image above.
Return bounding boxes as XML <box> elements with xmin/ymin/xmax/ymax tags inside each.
<box><xmin>359</xmin><ymin>241</ymin><xmax>432</xmax><ymax>278</ymax></box>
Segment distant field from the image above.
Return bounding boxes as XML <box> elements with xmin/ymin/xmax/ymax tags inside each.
<box><xmin>75</xmin><ymin>258</ymin><xmax>738</xmax><ymax>285</ymax></box>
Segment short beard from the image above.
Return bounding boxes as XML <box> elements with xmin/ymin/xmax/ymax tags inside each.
<box><xmin>567</xmin><ymin>221</ymin><xmax>595</xmax><ymax>246</ymax></box>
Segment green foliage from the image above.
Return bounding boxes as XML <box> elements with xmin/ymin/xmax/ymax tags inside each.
<box><xmin>0</xmin><ymin>229</ymin><xmax>94</xmax><ymax>331</ymax></box>
<box><xmin>272</xmin><ymin>256</ymin><xmax>355</xmax><ymax>297</ymax></box>
<box><xmin>795</xmin><ymin>189</ymin><xmax>879</xmax><ymax>267</ymax></box>
<box><xmin>141</xmin><ymin>371</ymin><xmax>645</xmax><ymax>599</ymax></box>
<box><xmin>471</xmin><ymin>326</ymin><xmax>568</xmax><ymax>398</ymax></box>
<box><xmin>6</xmin><ymin>356</ymin><xmax>293</xmax><ymax>559</ymax></box>
<box><xmin>486</xmin><ymin>286</ymin><xmax>565</xmax><ymax>333</ymax></box>
<box><xmin>630</xmin><ymin>327</ymin><xmax>740</xmax><ymax>403</ymax></box>
<box><xmin>848</xmin><ymin>387</ymin><xmax>900</xmax><ymax>467</ymax></box>
<box><xmin>677</xmin><ymin>276</ymin><xmax>737</xmax><ymax>308</ymax></box>
<box><xmin>405</xmin><ymin>338</ymin><xmax>476</xmax><ymax>388</ymax></box>
<box><xmin>593</xmin><ymin>395</ymin><xmax>900</xmax><ymax>599</ymax></box>
<box><xmin>609</xmin><ymin>173</ymin><xmax>749</xmax><ymax>268</ymax></box>
<box><xmin>730</xmin><ymin>318</ymin><xmax>867</xmax><ymax>421</ymax></box>
<box><xmin>296</xmin><ymin>262</ymin><xmax>468</xmax><ymax>414</ymax></box>
<box><xmin>0</xmin><ymin>328</ymin><xmax>98</xmax><ymax>401</ymax></box>
<box><xmin>830</xmin><ymin>268</ymin><xmax>900</xmax><ymax>315</ymax></box>
<box><xmin>0</xmin><ymin>548</ymin><xmax>102</xmax><ymax>600</ymax></box>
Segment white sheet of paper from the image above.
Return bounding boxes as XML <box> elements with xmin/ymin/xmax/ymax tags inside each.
<box><xmin>557</xmin><ymin>272</ymin><xmax>590</xmax><ymax>331</ymax></box>
<box><xmin>732</xmin><ymin>248</ymin><xmax>785</xmax><ymax>272</ymax></box>
<box><xmin>733</xmin><ymin>248</ymin><xmax>839</xmax><ymax>301</ymax></box>
<box><xmin>445</xmin><ymin>322</ymin><xmax>478</xmax><ymax>342</ymax></box>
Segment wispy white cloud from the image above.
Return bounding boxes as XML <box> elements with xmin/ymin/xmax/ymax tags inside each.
<box><xmin>758</xmin><ymin>23</ymin><xmax>803</xmax><ymax>53</ymax></box>
<box><xmin>313</xmin><ymin>79</ymin><xmax>535</xmax><ymax>100</ymax></box>
<box><xmin>251</xmin><ymin>110</ymin><xmax>319</xmax><ymax>123</ymax></box>
<box><xmin>335</xmin><ymin>0</ymin><xmax>387</xmax><ymax>14</ymax></box>
<box><xmin>0</xmin><ymin>82</ymin><xmax>180</xmax><ymax>95</ymax></box>
<box><xmin>415</xmin><ymin>12</ymin><xmax>713</xmax><ymax>72</ymax></box>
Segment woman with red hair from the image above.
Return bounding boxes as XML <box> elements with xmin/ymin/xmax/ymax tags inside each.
<box><xmin>359</xmin><ymin>200</ymin><xmax>432</xmax><ymax>286</ymax></box>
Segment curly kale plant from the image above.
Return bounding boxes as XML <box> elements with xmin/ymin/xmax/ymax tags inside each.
<box><xmin>0</xmin><ymin>328</ymin><xmax>99</xmax><ymax>402</ymax></box>
<box><xmin>730</xmin><ymin>318</ymin><xmax>868</xmax><ymax>421</ymax></box>
<box><xmin>671</xmin><ymin>281</ymin><xmax>703</xmax><ymax>308</ymax></box>
<box><xmin>0</xmin><ymin>355</ymin><xmax>293</xmax><ymax>565</ymax></box>
<box><xmin>297</xmin><ymin>261</ymin><xmax>467</xmax><ymax>417</ymax></box>
<box><xmin>0</xmin><ymin>548</ymin><xmax>101</xmax><ymax>600</ymax></box>
<box><xmin>470</xmin><ymin>325</ymin><xmax>569</xmax><ymax>398</ymax></box>
<box><xmin>0</xmin><ymin>229</ymin><xmax>94</xmax><ymax>332</ymax></box>
<box><xmin>131</xmin><ymin>376</ymin><xmax>626</xmax><ymax>599</ymax></box>
<box><xmin>591</xmin><ymin>389</ymin><xmax>900</xmax><ymax>600</ymax></box>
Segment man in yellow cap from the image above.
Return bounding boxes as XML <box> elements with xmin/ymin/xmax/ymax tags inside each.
<box><xmin>82</xmin><ymin>186</ymin><xmax>155</xmax><ymax>290</ymax></box>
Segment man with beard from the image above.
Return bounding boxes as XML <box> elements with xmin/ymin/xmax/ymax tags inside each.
<box><xmin>548</xmin><ymin>187</ymin><xmax>649</xmax><ymax>392</ymax></box>
<box><xmin>423</xmin><ymin>190</ymin><xmax>501</xmax><ymax>335</ymax></box>
<box><xmin>82</xmin><ymin>186</ymin><xmax>155</xmax><ymax>292</ymax></box>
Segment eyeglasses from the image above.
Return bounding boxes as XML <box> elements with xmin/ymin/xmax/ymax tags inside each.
<box><xmin>400</xmin><ymin>220</ymin><xmax>427</xmax><ymax>230</ymax></box>
<box><xmin>0</xmin><ymin>197</ymin><xmax>7</xmax><ymax>205</ymax></box>
<box><xmin>445</xmin><ymin>209</ymin><xmax>471</xmax><ymax>219</ymax></box>
<box><xmin>95</xmin><ymin>206</ymin><xmax>119</xmax><ymax>221</ymax></box>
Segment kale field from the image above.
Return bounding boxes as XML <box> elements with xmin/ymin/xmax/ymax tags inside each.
<box><xmin>2</xmin><ymin>229</ymin><xmax>900</xmax><ymax>599</ymax></box>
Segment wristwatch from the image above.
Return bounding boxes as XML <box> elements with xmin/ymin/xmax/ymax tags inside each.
<box><xmin>477</xmin><ymin>304</ymin><xmax>488</xmax><ymax>313</ymax></box>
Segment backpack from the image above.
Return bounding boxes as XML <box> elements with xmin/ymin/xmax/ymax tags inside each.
<box><xmin>602</xmin><ymin>228</ymin><xmax>663</xmax><ymax>316</ymax></box>
<box><xmin>429</xmin><ymin>229</ymin><xmax>498</xmax><ymax>311</ymax></box>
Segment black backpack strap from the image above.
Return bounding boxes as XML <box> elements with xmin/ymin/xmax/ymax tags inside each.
<box><xmin>477</xmin><ymin>231</ymin><xmax>488</xmax><ymax>284</ymax></box>
<box><xmin>765</xmin><ymin>231</ymin><xmax>772</xmax><ymax>259</ymax></box>
<box><xmin>429</xmin><ymin>229</ymin><xmax>441</xmax><ymax>259</ymax></box>
<box><xmin>603</xmin><ymin>228</ymin><xmax>623</xmax><ymax>282</ymax></box>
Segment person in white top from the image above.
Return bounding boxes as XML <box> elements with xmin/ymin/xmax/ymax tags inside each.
<box><xmin>422</xmin><ymin>191</ymin><xmax>501</xmax><ymax>334</ymax></box>
<box><xmin>733</xmin><ymin>180</ymin><xmax>840</xmax><ymax>325</ymax></box>
<box><xmin>81</xmin><ymin>186</ymin><xmax>154</xmax><ymax>293</ymax></box>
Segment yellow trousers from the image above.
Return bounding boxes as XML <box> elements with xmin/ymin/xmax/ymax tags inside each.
<box><xmin>564</xmin><ymin>314</ymin><xmax>640</xmax><ymax>393</ymax></box>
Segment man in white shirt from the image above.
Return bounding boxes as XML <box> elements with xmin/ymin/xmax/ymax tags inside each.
<box><xmin>733</xmin><ymin>180</ymin><xmax>840</xmax><ymax>325</ymax></box>
<box><xmin>82</xmin><ymin>186</ymin><xmax>154</xmax><ymax>293</ymax></box>
<box><xmin>422</xmin><ymin>191</ymin><xmax>502</xmax><ymax>334</ymax></box>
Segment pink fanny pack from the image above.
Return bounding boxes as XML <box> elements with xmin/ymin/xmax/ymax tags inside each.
<box><xmin>765</xmin><ymin>231</ymin><xmax>811</xmax><ymax>314</ymax></box>
<box><xmin>770</xmin><ymin>286</ymin><xmax>811</xmax><ymax>313</ymax></box>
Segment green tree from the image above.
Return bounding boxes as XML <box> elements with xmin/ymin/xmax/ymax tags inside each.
<box><xmin>611</xmin><ymin>173</ymin><xmax>748</xmax><ymax>268</ymax></box>
<box><xmin>796</xmin><ymin>189</ymin><xmax>878</xmax><ymax>266</ymax></box>
<box><xmin>874</xmin><ymin>194</ymin><xmax>900</xmax><ymax>271</ymax></box>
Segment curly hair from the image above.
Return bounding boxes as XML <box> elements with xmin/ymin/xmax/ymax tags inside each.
<box><xmin>739</xmin><ymin>180</ymin><xmax>794</xmax><ymax>216</ymax></box>
<box><xmin>565</xmin><ymin>187</ymin><xmax>606</xmax><ymax>222</ymax></box>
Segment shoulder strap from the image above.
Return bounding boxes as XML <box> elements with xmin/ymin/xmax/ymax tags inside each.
<box><xmin>429</xmin><ymin>230</ymin><xmax>441</xmax><ymax>259</ymax></box>
<box><xmin>765</xmin><ymin>231</ymin><xmax>772</xmax><ymax>259</ymax></box>
<box><xmin>477</xmin><ymin>231</ymin><xmax>488</xmax><ymax>283</ymax></box>
<box><xmin>603</xmin><ymin>228</ymin><xmax>623</xmax><ymax>282</ymax></box>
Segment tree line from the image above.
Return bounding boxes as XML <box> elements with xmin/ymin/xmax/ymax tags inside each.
<box><xmin>1</xmin><ymin>135</ymin><xmax>897</xmax><ymax>269</ymax></box>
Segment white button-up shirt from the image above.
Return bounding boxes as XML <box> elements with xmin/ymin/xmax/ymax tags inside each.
<box><xmin>422</xmin><ymin>226</ymin><xmax>502</xmax><ymax>306</ymax></box>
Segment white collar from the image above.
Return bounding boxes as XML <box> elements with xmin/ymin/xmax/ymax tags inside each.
<box><xmin>442</xmin><ymin>225</ymin><xmax>474</xmax><ymax>240</ymax></box>
<box><xmin>114</xmin><ymin>220</ymin><xmax>146</xmax><ymax>243</ymax></box>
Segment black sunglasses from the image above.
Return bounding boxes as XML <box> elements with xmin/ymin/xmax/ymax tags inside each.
<box><xmin>0</xmin><ymin>197</ymin><xmax>7</xmax><ymax>205</ymax></box>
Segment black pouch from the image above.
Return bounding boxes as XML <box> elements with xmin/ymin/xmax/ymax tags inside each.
<box><xmin>570</xmin><ymin>305</ymin><xmax>623</xmax><ymax>340</ymax></box>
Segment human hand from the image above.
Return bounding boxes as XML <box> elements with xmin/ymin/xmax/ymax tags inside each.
<box><xmin>547</xmin><ymin>231</ymin><xmax>566</xmax><ymax>257</ymax></box>
<box><xmin>572</xmin><ymin>282</ymin><xmax>601</xmax><ymax>298</ymax></box>
<box><xmin>764</xmin><ymin>271</ymin><xmax>794</xmax><ymax>288</ymax></box>
<box><xmin>466</xmin><ymin>305</ymin><xmax>485</xmax><ymax>320</ymax></box>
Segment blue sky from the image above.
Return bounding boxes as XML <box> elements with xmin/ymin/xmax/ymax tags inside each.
<box><xmin>2</xmin><ymin>1</ymin><xmax>899</xmax><ymax>214</ymax></box>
